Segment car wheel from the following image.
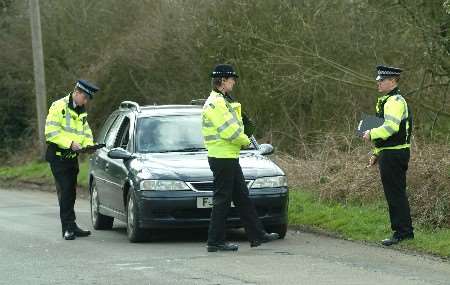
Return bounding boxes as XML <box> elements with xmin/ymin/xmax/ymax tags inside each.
<box><xmin>90</xmin><ymin>179</ymin><xmax>114</xmax><ymax>230</ymax></box>
<box><xmin>265</xmin><ymin>223</ymin><xmax>287</xmax><ymax>239</ymax></box>
<box><xmin>126</xmin><ymin>191</ymin><xmax>145</xmax><ymax>242</ymax></box>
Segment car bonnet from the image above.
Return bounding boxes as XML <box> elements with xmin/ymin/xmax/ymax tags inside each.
<box><xmin>129</xmin><ymin>152</ymin><xmax>284</xmax><ymax>181</ymax></box>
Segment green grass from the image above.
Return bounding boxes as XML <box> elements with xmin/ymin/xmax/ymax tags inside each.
<box><xmin>289</xmin><ymin>189</ymin><xmax>450</xmax><ymax>258</ymax></box>
<box><xmin>0</xmin><ymin>160</ymin><xmax>90</xmax><ymax>189</ymax></box>
<box><xmin>1</xmin><ymin>161</ymin><xmax>450</xmax><ymax>257</ymax></box>
<box><xmin>78</xmin><ymin>160</ymin><xmax>90</xmax><ymax>188</ymax></box>
<box><xmin>0</xmin><ymin>161</ymin><xmax>53</xmax><ymax>183</ymax></box>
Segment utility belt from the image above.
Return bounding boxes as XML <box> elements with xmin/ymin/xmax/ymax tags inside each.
<box><xmin>45</xmin><ymin>143</ymin><xmax>78</xmax><ymax>162</ymax></box>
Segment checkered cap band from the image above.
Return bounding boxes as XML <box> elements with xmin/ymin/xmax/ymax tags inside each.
<box><xmin>76</xmin><ymin>82</ymin><xmax>92</xmax><ymax>95</ymax></box>
<box><xmin>378</xmin><ymin>70</ymin><xmax>401</xmax><ymax>76</ymax></box>
<box><xmin>212</xmin><ymin>71</ymin><xmax>237</xmax><ymax>75</ymax></box>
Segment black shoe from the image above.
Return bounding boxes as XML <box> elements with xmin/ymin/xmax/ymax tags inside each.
<box><xmin>207</xmin><ymin>243</ymin><xmax>239</xmax><ymax>252</ymax></box>
<box><xmin>74</xmin><ymin>225</ymin><xmax>91</xmax><ymax>237</ymax></box>
<box><xmin>250</xmin><ymin>232</ymin><xmax>280</xmax><ymax>247</ymax></box>
<box><xmin>381</xmin><ymin>232</ymin><xmax>414</xmax><ymax>246</ymax></box>
<box><xmin>63</xmin><ymin>230</ymin><xmax>76</xmax><ymax>240</ymax></box>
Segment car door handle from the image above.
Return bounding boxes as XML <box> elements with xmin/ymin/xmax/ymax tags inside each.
<box><xmin>105</xmin><ymin>162</ymin><xmax>110</xmax><ymax>170</ymax></box>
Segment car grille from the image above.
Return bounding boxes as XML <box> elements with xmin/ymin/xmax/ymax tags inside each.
<box><xmin>170</xmin><ymin>207</ymin><xmax>272</xmax><ymax>220</ymax></box>
<box><xmin>187</xmin><ymin>181</ymin><xmax>253</xmax><ymax>192</ymax></box>
<box><xmin>172</xmin><ymin>207</ymin><xmax>243</xmax><ymax>219</ymax></box>
<box><xmin>189</xmin><ymin>182</ymin><xmax>215</xmax><ymax>192</ymax></box>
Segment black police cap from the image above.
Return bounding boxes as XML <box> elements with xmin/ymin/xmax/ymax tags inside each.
<box><xmin>75</xmin><ymin>79</ymin><xmax>99</xmax><ymax>99</ymax></box>
<box><xmin>376</xmin><ymin>65</ymin><xmax>402</xmax><ymax>81</ymax></box>
<box><xmin>211</xmin><ymin>64</ymin><xmax>239</xmax><ymax>78</ymax></box>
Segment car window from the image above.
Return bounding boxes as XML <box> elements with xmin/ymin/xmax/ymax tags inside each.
<box><xmin>104</xmin><ymin>114</ymin><xmax>124</xmax><ymax>149</ymax></box>
<box><xmin>114</xmin><ymin>117</ymin><xmax>130</xmax><ymax>149</ymax></box>
<box><xmin>96</xmin><ymin>113</ymin><xmax>119</xmax><ymax>144</ymax></box>
<box><xmin>136</xmin><ymin>115</ymin><xmax>205</xmax><ymax>153</ymax></box>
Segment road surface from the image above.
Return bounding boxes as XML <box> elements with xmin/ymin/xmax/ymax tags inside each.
<box><xmin>0</xmin><ymin>188</ymin><xmax>449</xmax><ymax>285</ymax></box>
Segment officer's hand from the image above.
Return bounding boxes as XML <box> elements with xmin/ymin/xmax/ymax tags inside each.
<box><xmin>366</xmin><ymin>155</ymin><xmax>378</xmax><ymax>168</ymax></box>
<box><xmin>241</xmin><ymin>142</ymin><xmax>251</xmax><ymax>150</ymax></box>
<box><xmin>363</xmin><ymin>130</ymin><xmax>371</xmax><ymax>142</ymax></box>
<box><xmin>85</xmin><ymin>147</ymin><xmax>96</xmax><ymax>154</ymax></box>
<box><xmin>70</xmin><ymin>141</ymin><xmax>82</xmax><ymax>151</ymax></box>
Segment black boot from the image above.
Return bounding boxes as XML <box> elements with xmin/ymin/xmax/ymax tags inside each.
<box><xmin>63</xmin><ymin>230</ymin><xmax>76</xmax><ymax>240</ymax></box>
<box><xmin>74</xmin><ymin>225</ymin><xmax>91</xmax><ymax>237</ymax></box>
<box><xmin>207</xmin><ymin>242</ymin><xmax>239</xmax><ymax>252</ymax></box>
<box><xmin>250</xmin><ymin>232</ymin><xmax>280</xmax><ymax>247</ymax></box>
<box><xmin>381</xmin><ymin>232</ymin><xmax>414</xmax><ymax>246</ymax></box>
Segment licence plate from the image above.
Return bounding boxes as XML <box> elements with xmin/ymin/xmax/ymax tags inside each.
<box><xmin>196</xmin><ymin>197</ymin><xmax>235</xmax><ymax>208</ymax></box>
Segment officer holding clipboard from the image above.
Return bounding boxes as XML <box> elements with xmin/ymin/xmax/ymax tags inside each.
<box><xmin>45</xmin><ymin>80</ymin><xmax>101</xmax><ymax>240</ymax></box>
<box><xmin>361</xmin><ymin>65</ymin><xmax>414</xmax><ymax>246</ymax></box>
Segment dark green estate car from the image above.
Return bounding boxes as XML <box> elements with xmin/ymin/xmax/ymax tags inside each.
<box><xmin>88</xmin><ymin>101</ymin><xmax>289</xmax><ymax>242</ymax></box>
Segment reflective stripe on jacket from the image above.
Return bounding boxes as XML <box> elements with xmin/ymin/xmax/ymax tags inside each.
<box><xmin>201</xmin><ymin>90</ymin><xmax>250</xmax><ymax>158</ymax></box>
<box><xmin>44</xmin><ymin>95</ymin><xmax>94</xmax><ymax>151</ymax></box>
<box><xmin>371</xmin><ymin>89</ymin><xmax>411</xmax><ymax>155</ymax></box>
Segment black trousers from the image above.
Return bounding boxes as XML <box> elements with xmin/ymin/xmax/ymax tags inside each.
<box><xmin>378</xmin><ymin>149</ymin><xmax>413</xmax><ymax>235</ymax></box>
<box><xmin>207</xmin><ymin>157</ymin><xmax>266</xmax><ymax>245</ymax></box>
<box><xmin>49</xmin><ymin>159</ymin><xmax>79</xmax><ymax>233</ymax></box>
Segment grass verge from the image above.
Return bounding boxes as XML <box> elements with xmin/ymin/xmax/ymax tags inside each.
<box><xmin>290</xmin><ymin>188</ymin><xmax>450</xmax><ymax>258</ymax></box>
<box><xmin>1</xmin><ymin>161</ymin><xmax>449</xmax><ymax>258</ymax></box>
<box><xmin>0</xmin><ymin>159</ymin><xmax>90</xmax><ymax>189</ymax></box>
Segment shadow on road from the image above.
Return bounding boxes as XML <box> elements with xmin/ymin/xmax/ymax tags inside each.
<box><xmin>107</xmin><ymin>224</ymin><xmax>249</xmax><ymax>243</ymax></box>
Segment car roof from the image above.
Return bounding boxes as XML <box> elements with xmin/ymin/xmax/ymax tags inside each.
<box><xmin>119</xmin><ymin>104</ymin><xmax>203</xmax><ymax>117</ymax></box>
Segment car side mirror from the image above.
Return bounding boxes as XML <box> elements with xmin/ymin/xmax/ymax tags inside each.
<box><xmin>107</xmin><ymin>148</ymin><xmax>135</xmax><ymax>160</ymax></box>
<box><xmin>258</xmin><ymin>144</ymin><xmax>274</xmax><ymax>155</ymax></box>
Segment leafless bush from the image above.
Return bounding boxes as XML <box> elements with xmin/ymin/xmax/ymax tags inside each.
<box><xmin>408</xmin><ymin>142</ymin><xmax>450</xmax><ymax>228</ymax></box>
<box><xmin>275</xmin><ymin>134</ymin><xmax>450</xmax><ymax>228</ymax></box>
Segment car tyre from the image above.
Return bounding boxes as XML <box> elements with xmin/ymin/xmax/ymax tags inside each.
<box><xmin>90</xmin><ymin>179</ymin><xmax>114</xmax><ymax>230</ymax></box>
<box><xmin>126</xmin><ymin>191</ymin><xmax>146</xmax><ymax>242</ymax></box>
<box><xmin>265</xmin><ymin>223</ymin><xmax>287</xmax><ymax>239</ymax></box>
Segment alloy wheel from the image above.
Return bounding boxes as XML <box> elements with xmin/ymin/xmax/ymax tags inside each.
<box><xmin>91</xmin><ymin>185</ymin><xmax>99</xmax><ymax>225</ymax></box>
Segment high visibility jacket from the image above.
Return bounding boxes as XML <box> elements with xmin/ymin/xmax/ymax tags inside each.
<box><xmin>44</xmin><ymin>94</ymin><xmax>94</xmax><ymax>158</ymax></box>
<box><xmin>202</xmin><ymin>90</ymin><xmax>250</xmax><ymax>158</ymax></box>
<box><xmin>371</xmin><ymin>88</ymin><xmax>412</xmax><ymax>155</ymax></box>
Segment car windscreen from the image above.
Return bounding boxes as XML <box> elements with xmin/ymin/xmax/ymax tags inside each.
<box><xmin>136</xmin><ymin>115</ymin><xmax>206</xmax><ymax>153</ymax></box>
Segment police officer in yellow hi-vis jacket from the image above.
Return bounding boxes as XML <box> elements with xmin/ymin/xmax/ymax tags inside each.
<box><xmin>45</xmin><ymin>80</ymin><xmax>99</xmax><ymax>240</ymax></box>
<box><xmin>202</xmin><ymin>64</ymin><xmax>279</xmax><ymax>252</ymax></box>
<box><xmin>363</xmin><ymin>65</ymin><xmax>414</xmax><ymax>246</ymax></box>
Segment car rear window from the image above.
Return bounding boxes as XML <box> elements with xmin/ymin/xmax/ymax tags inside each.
<box><xmin>136</xmin><ymin>115</ymin><xmax>205</xmax><ymax>153</ymax></box>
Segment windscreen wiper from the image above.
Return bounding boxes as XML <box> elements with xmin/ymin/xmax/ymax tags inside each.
<box><xmin>162</xmin><ymin>147</ymin><xmax>206</xmax><ymax>153</ymax></box>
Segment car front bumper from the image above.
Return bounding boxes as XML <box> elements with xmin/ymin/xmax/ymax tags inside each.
<box><xmin>135</xmin><ymin>187</ymin><xmax>289</xmax><ymax>229</ymax></box>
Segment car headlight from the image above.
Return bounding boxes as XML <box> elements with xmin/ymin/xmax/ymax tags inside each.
<box><xmin>250</xmin><ymin>176</ymin><xmax>287</xmax><ymax>189</ymax></box>
<box><xmin>139</xmin><ymin>180</ymin><xmax>190</xmax><ymax>191</ymax></box>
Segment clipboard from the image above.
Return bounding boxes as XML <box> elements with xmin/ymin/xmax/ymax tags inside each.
<box><xmin>356</xmin><ymin>114</ymin><xmax>384</xmax><ymax>137</ymax></box>
<box><xmin>75</xmin><ymin>143</ymin><xmax>106</xmax><ymax>154</ymax></box>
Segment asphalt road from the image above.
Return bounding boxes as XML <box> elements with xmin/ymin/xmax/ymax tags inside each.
<box><xmin>0</xmin><ymin>188</ymin><xmax>449</xmax><ymax>285</ymax></box>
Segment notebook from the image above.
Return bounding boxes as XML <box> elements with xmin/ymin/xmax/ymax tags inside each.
<box><xmin>356</xmin><ymin>114</ymin><xmax>384</xmax><ymax>137</ymax></box>
<box><xmin>75</xmin><ymin>143</ymin><xmax>106</xmax><ymax>153</ymax></box>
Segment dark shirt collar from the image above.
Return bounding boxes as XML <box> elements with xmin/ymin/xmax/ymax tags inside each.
<box><xmin>213</xmin><ymin>88</ymin><xmax>236</xmax><ymax>103</ymax></box>
<box><xmin>387</xmin><ymin>86</ymin><xmax>399</xmax><ymax>96</ymax></box>
<box><xmin>213</xmin><ymin>87</ymin><xmax>225</xmax><ymax>96</ymax></box>
<box><xmin>68</xmin><ymin>93</ymin><xmax>86</xmax><ymax>114</ymax></box>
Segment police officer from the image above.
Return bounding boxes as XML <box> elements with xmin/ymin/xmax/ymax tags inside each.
<box><xmin>44</xmin><ymin>79</ymin><xmax>99</xmax><ymax>240</ymax></box>
<box><xmin>202</xmin><ymin>64</ymin><xmax>279</xmax><ymax>252</ymax></box>
<box><xmin>363</xmin><ymin>65</ymin><xmax>414</xmax><ymax>246</ymax></box>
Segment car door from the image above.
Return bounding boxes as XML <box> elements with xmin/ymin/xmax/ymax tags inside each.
<box><xmin>103</xmin><ymin>115</ymin><xmax>133</xmax><ymax>213</ymax></box>
<box><xmin>90</xmin><ymin>112</ymin><xmax>119</xmax><ymax>201</ymax></box>
<box><xmin>95</xmin><ymin>113</ymin><xmax>125</xmax><ymax>210</ymax></box>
